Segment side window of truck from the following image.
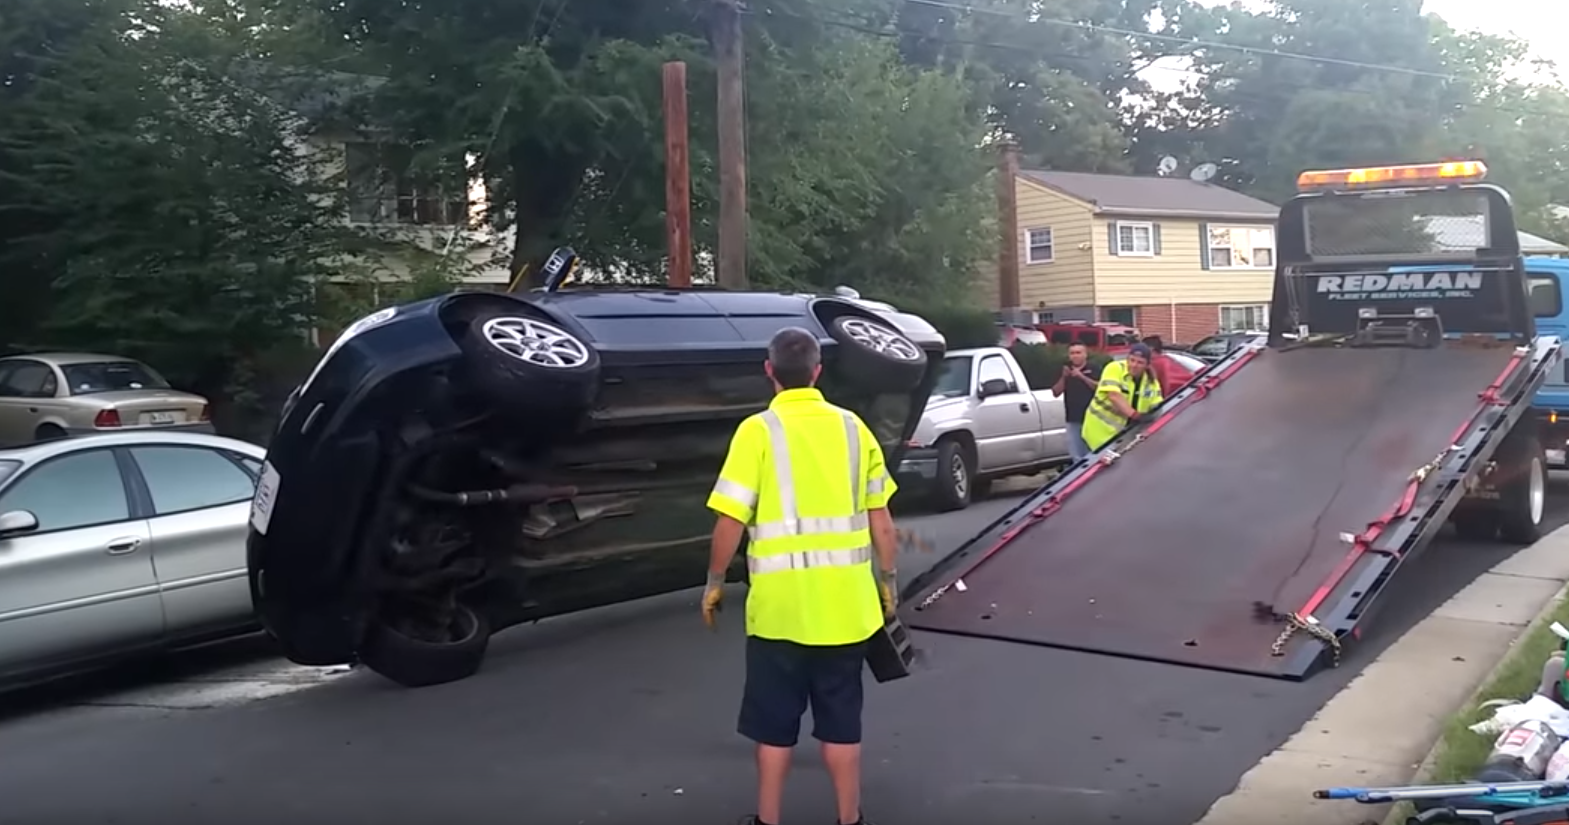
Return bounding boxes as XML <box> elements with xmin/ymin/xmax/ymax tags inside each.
<box><xmin>977</xmin><ymin>355</ymin><xmax>1016</xmax><ymax>394</ymax></box>
<box><xmin>1527</xmin><ymin>273</ymin><xmax>1562</xmax><ymax>318</ymax></box>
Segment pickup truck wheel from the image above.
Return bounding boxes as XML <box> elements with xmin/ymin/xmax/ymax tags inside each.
<box><xmin>934</xmin><ymin>439</ymin><xmax>972</xmax><ymax>511</ymax></box>
<box><xmin>457</xmin><ymin>307</ymin><xmax>600</xmax><ymax>415</ymax></box>
<box><xmin>1497</xmin><ymin>430</ymin><xmax>1547</xmax><ymax>545</ymax></box>
<box><xmin>827</xmin><ymin>315</ymin><xmax>928</xmax><ymax>394</ymax></box>
<box><xmin>359</xmin><ymin>602</ymin><xmax>491</xmax><ymax>688</ymax></box>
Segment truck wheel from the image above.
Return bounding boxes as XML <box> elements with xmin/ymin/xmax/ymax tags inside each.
<box><xmin>934</xmin><ymin>439</ymin><xmax>972</xmax><ymax>511</ymax></box>
<box><xmin>456</xmin><ymin>306</ymin><xmax>600</xmax><ymax>415</ymax></box>
<box><xmin>827</xmin><ymin>315</ymin><xmax>928</xmax><ymax>394</ymax></box>
<box><xmin>359</xmin><ymin>603</ymin><xmax>491</xmax><ymax>688</ymax></box>
<box><xmin>1498</xmin><ymin>429</ymin><xmax>1548</xmax><ymax>545</ymax></box>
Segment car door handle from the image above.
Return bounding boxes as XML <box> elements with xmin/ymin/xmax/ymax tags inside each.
<box><xmin>105</xmin><ymin>537</ymin><xmax>142</xmax><ymax>555</ymax></box>
<box><xmin>1018</xmin><ymin>403</ymin><xmax>1031</xmax><ymax>413</ymax></box>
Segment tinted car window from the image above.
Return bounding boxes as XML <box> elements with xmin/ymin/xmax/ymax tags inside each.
<box><xmin>62</xmin><ymin>361</ymin><xmax>171</xmax><ymax>395</ymax></box>
<box><xmin>0</xmin><ymin>450</ymin><xmax>129</xmax><ymax>531</ymax></box>
<box><xmin>0</xmin><ymin>362</ymin><xmax>54</xmax><ymax>398</ymax></box>
<box><xmin>1192</xmin><ymin>336</ymin><xmax>1232</xmax><ymax>358</ymax></box>
<box><xmin>129</xmin><ymin>446</ymin><xmax>256</xmax><ymax>515</ymax></box>
<box><xmin>1528</xmin><ymin>273</ymin><xmax>1562</xmax><ymax>318</ymax></box>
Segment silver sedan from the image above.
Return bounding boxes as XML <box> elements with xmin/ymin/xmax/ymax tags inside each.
<box><xmin>0</xmin><ymin>431</ymin><xmax>263</xmax><ymax>688</ymax></box>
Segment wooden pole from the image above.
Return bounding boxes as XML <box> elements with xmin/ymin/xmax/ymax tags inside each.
<box><xmin>713</xmin><ymin>0</ymin><xmax>748</xmax><ymax>289</ymax></box>
<box><xmin>662</xmin><ymin>61</ymin><xmax>693</xmax><ymax>288</ymax></box>
<box><xmin>997</xmin><ymin>139</ymin><xmax>1021</xmax><ymax>311</ymax></box>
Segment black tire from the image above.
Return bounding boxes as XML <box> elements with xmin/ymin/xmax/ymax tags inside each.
<box><xmin>455</xmin><ymin>306</ymin><xmax>601</xmax><ymax>416</ymax></box>
<box><xmin>359</xmin><ymin>602</ymin><xmax>491</xmax><ymax>688</ymax></box>
<box><xmin>934</xmin><ymin>438</ymin><xmax>973</xmax><ymax>511</ymax></box>
<box><xmin>1451</xmin><ymin>508</ymin><xmax>1499</xmax><ymax>541</ymax></box>
<box><xmin>33</xmin><ymin>424</ymin><xmax>66</xmax><ymax>443</ymax></box>
<box><xmin>1498</xmin><ymin>426</ymin><xmax>1547</xmax><ymax>545</ymax></box>
<box><xmin>825</xmin><ymin>314</ymin><xmax>928</xmax><ymax>394</ymax></box>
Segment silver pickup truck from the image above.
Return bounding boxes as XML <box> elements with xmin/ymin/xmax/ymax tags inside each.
<box><xmin>895</xmin><ymin>346</ymin><xmax>1070</xmax><ymax>510</ymax></box>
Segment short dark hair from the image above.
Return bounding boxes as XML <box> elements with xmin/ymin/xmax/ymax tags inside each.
<box><xmin>767</xmin><ymin>327</ymin><xmax>821</xmax><ymax>389</ymax></box>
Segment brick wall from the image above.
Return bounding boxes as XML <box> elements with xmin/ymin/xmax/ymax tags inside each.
<box><xmin>1130</xmin><ymin>303</ymin><xmax>1219</xmax><ymax>346</ymax></box>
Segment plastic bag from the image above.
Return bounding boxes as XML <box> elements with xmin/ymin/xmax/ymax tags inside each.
<box><xmin>1470</xmin><ymin>694</ymin><xmax>1569</xmax><ymax>738</ymax></box>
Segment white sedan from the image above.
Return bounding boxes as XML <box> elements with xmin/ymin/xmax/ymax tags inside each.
<box><xmin>0</xmin><ymin>431</ymin><xmax>264</xmax><ymax>689</ymax></box>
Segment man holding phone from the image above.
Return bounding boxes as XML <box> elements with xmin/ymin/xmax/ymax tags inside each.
<box><xmin>1052</xmin><ymin>342</ymin><xmax>1100</xmax><ymax>462</ymax></box>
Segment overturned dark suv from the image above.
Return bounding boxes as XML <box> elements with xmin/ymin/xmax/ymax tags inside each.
<box><xmin>246</xmin><ymin>264</ymin><xmax>945</xmax><ymax>687</ymax></box>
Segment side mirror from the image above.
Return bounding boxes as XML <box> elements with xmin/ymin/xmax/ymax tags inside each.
<box><xmin>0</xmin><ymin>510</ymin><xmax>39</xmax><ymax>538</ymax></box>
<box><xmin>978</xmin><ymin>378</ymin><xmax>1012</xmax><ymax>398</ymax></box>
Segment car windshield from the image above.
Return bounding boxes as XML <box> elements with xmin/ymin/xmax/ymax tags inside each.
<box><xmin>933</xmin><ymin>356</ymin><xmax>973</xmax><ymax>398</ymax></box>
<box><xmin>0</xmin><ymin>460</ymin><xmax>18</xmax><ymax>486</ymax></box>
<box><xmin>62</xmin><ymin>361</ymin><xmax>171</xmax><ymax>395</ymax></box>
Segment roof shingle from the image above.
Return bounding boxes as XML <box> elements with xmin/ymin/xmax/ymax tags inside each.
<box><xmin>1021</xmin><ymin>169</ymin><xmax>1278</xmax><ymax>220</ymax></box>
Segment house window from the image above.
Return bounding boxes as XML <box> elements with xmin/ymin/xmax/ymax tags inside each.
<box><xmin>1208</xmin><ymin>226</ymin><xmax>1276</xmax><ymax>269</ymax></box>
<box><xmin>344</xmin><ymin>142</ymin><xmax>468</xmax><ymax>227</ymax></box>
<box><xmin>1219</xmin><ymin>304</ymin><xmax>1269</xmax><ymax>332</ymax></box>
<box><xmin>1102</xmin><ymin>307</ymin><xmax>1136</xmax><ymax>326</ymax></box>
<box><xmin>1025</xmin><ymin>228</ymin><xmax>1054</xmax><ymax>264</ymax></box>
<box><xmin>1116</xmin><ymin>222</ymin><xmax>1155</xmax><ymax>256</ymax></box>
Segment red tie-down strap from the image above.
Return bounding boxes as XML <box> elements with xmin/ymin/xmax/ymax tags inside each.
<box><xmin>944</xmin><ymin>347</ymin><xmax>1266</xmax><ymax>582</ymax></box>
<box><xmin>1292</xmin><ymin>349</ymin><xmax>1526</xmax><ymax>620</ymax></box>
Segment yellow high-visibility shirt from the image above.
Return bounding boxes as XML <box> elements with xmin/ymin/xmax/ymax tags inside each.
<box><xmin>707</xmin><ymin>388</ymin><xmax>894</xmax><ymax>645</ymax></box>
<box><xmin>1081</xmin><ymin>359</ymin><xmax>1163</xmax><ymax>451</ymax></box>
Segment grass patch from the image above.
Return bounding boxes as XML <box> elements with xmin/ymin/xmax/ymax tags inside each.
<box><xmin>1384</xmin><ymin>593</ymin><xmax>1569</xmax><ymax>823</ymax></box>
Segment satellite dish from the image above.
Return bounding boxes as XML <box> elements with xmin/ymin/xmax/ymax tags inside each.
<box><xmin>1156</xmin><ymin>156</ymin><xmax>1178</xmax><ymax>176</ymax></box>
<box><xmin>1190</xmin><ymin>162</ymin><xmax>1219</xmax><ymax>183</ymax></box>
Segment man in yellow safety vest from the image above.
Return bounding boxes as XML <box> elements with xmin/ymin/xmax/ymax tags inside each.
<box><xmin>703</xmin><ymin>326</ymin><xmax>901</xmax><ymax>825</ymax></box>
<box><xmin>1081</xmin><ymin>342</ymin><xmax>1164</xmax><ymax>451</ymax></box>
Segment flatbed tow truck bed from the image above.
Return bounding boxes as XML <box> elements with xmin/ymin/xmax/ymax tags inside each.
<box><xmin>904</xmin><ymin>338</ymin><xmax>1557</xmax><ymax>680</ymax></box>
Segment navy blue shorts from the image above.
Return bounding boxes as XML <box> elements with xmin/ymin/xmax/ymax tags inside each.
<box><xmin>738</xmin><ymin>634</ymin><xmax>870</xmax><ymax>747</ymax></box>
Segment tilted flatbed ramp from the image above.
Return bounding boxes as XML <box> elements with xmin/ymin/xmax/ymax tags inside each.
<box><xmin>905</xmin><ymin>340</ymin><xmax>1554</xmax><ymax>679</ymax></box>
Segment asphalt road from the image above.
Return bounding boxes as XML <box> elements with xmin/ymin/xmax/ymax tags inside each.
<box><xmin>2</xmin><ymin>477</ymin><xmax>1567</xmax><ymax>825</ymax></box>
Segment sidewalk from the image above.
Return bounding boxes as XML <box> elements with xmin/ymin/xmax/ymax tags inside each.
<box><xmin>1192</xmin><ymin>525</ymin><xmax>1569</xmax><ymax>825</ymax></box>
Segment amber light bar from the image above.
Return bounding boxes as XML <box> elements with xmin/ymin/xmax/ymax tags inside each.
<box><xmin>1296</xmin><ymin>160</ymin><xmax>1488</xmax><ymax>192</ymax></box>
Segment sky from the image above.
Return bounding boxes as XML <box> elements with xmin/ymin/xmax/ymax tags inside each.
<box><xmin>1143</xmin><ymin>0</ymin><xmax>1568</xmax><ymax>93</ymax></box>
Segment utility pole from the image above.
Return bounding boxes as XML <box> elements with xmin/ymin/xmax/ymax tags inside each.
<box><xmin>997</xmin><ymin>139</ymin><xmax>1022</xmax><ymax>312</ymax></box>
<box><xmin>713</xmin><ymin>0</ymin><xmax>748</xmax><ymax>289</ymax></box>
<box><xmin>662</xmin><ymin>61</ymin><xmax>693</xmax><ymax>288</ymax></box>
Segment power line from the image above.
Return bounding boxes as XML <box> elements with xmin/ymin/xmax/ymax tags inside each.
<box><xmin>902</xmin><ymin>0</ymin><xmax>1460</xmax><ymax>81</ymax></box>
<box><xmin>760</xmin><ymin>6</ymin><xmax>1569</xmax><ymax>124</ymax></box>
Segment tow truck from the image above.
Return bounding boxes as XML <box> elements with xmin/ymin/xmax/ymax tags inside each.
<box><xmin>903</xmin><ymin>160</ymin><xmax>1563</xmax><ymax>679</ymax></box>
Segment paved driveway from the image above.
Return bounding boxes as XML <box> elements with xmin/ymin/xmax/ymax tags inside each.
<box><xmin>0</xmin><ymin>480</ymin><xmax>1564</xmax><ymax>825</ymax></box>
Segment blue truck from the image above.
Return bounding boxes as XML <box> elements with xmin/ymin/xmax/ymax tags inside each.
<box><xmin>1529</xmin><ymin>256</ymin><xmax>1569</xmax><ymax>466</ymax></box>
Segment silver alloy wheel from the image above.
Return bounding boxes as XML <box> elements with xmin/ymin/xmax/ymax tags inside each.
<box><xmin>1530</xmin><ymin>455</ymin><xmax>1546</xmax><ymax>525</ymax></box>
<box><xmin>839</xmin><ymin>318</ymin><xmax>923</xmax><ymax>362</ymax></box>
<box><xmin>481</xmin><ymin>317</ymin><xmax>591</xmax><ymax>369</ymax></box>
<box><xmin>949</xmin><ymin>451</ymin><xmax>968</xmax><ymax>500</ymax></box>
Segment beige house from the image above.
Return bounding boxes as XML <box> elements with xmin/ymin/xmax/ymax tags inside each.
<box><xmin>988</xmin><ymin>169</ymin><xmax>1281</xmax><ymax>344</ymax></box>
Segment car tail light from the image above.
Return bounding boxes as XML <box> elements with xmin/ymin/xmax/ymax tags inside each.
<box><xmin>94</xmin><ymin>409</ymin><xmax>122</xmax><ymax>428</ymax></box>
<box><xmin>199</xmin><ymin>404</ymin><xmax>210</xmax><ymax>422</ymax></box>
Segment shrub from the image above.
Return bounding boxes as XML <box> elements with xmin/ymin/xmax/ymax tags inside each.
<box><xmin>1007</xmin><ymin>343</ymin><xmax>1111</xmax><ymax>389</ymax></box>
<box><xmin>892</xmin><ymin>300</ymin><xmax>997</xmax><ymax>350</ymax></box>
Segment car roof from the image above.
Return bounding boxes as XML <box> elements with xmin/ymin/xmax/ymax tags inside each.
<box><xmin>0</xmin><ymin>431</ymin><xmax>264</xmax><ymax>464</ymax></box>
<box><xmin>0</xmin><ymin>352</ymin><xmax>141</xmax><ymax>367</ymax></box>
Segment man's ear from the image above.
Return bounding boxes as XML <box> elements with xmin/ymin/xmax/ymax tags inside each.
<box><xmin>810</xmin><ymin>363</ymin><xmax>824</xmax><ymax>383</ymax></box>
<box><xmin>764</xmin><ymin>360</ymin><xmax>775</xmax><ymax>380</ymax></box>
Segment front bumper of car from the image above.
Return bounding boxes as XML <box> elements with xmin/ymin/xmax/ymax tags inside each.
<box><xmin>895</xmin><ymin>445</ymin><xmax>940</xmax><ymax>490</ymax></box>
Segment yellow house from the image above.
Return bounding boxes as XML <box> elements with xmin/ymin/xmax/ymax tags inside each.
<box><xmin>999</xmin><ymin>169</ymin><xmax>1281</xmax><ymax>344</ymax></box>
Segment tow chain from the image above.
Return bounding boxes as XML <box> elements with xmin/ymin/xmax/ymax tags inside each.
<box><xmin>1098</xmin><ymin>432</ymin><xmax>1149</xmax><ymax>466</ymax></box>
<box><xmin>1269</xmin><ymin>612</ymin><xmax>1343</xmax><ymax>666</ymax></box>
<box><xmin>1409</xmin><ymin>446</ymin><xmax>1456</xmax><ymax>485</ymax></box>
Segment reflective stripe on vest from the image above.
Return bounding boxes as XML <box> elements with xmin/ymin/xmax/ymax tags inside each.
<box><xmin>744</xmin><ymin>408</ymin><xmax>870</xmax><ymax>575</ymax></box>
<box><xmin>711</xmin><ymin>478</ymin><xmax>758</xmax><ymax>511</ymax></box>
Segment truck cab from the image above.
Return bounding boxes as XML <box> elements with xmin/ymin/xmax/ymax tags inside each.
<box><xmin>1528</xmin><ymin>258</ymin><xmax>1569</xmax><ymax>465</ymax></box>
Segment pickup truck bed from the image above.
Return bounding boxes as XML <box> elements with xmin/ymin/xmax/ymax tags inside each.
<box><xmin>905</xmin><ymin>342</ymin><xmax>1546</xmax><ymax>679</ymax></box>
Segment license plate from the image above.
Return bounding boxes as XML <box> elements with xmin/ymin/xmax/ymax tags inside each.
<box><xmin>250</xmin><ymin>461</ymin><xmax>281</xmax><ymax>535</ymax></box>
<box><xmin>141</xmin><ymin>411</ymin><xmax>182</xmax><ymax>426</ymax></box>
<box><xmin>1550</xmin><ymin>449</ymin><xmax>1566</xmax><ymax>466</ymax></box>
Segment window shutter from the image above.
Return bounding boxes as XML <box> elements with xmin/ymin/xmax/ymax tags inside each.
<box><xmin>1152</xmin><ymin>224</ymin><xmax>1163</xmax><ymax>255</ymax></box>
<box><xmin>1108</xmin><ymin>221</ymin><xmax>1120</xmax><ymax>256</ymax></box>
<box><xmin>1199</xmin><ymin>222</ymin><xmax>1212</xmax><ymax>269</ymax></box>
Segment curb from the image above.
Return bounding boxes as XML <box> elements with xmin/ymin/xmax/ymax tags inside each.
<box><xmin>1378</xmin><ymin>578</ymin><xmax>1569</xmax><ymax>825</ymax></box>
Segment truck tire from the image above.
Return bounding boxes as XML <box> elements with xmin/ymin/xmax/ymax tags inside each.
<box><xmin>456</xmin><ymin>306</ymin><xmax>600</xmax><ymax>416</ymax></box>
<box><xmin>359</xmin><ymin>603</ymin><xmax>491</xmax><ymax>688</ymax></box>
<box><xmin>827</xmin><ymin>315</ymin><xmax>928</xmax><ymax>394</ymax></box>
<box><xmin>1497</xmin><ymin>425</ymin><xmax>1548</xmax><ymax>545</ymax></box>
<box><xmin>934</xmin><ymin>438</ymin><xmax>973</xmax><ymax>511</ymax></box>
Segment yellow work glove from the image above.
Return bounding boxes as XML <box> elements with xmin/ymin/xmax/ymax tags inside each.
<box><xmin>702</xmin><ymin>572</ymin><xmax>725</xmax><ymax>630</ymax></box>
<box><xmin>878</xmin><ymin>569</ymin><xmax>898</xmax><ymax>618</ymax></box>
